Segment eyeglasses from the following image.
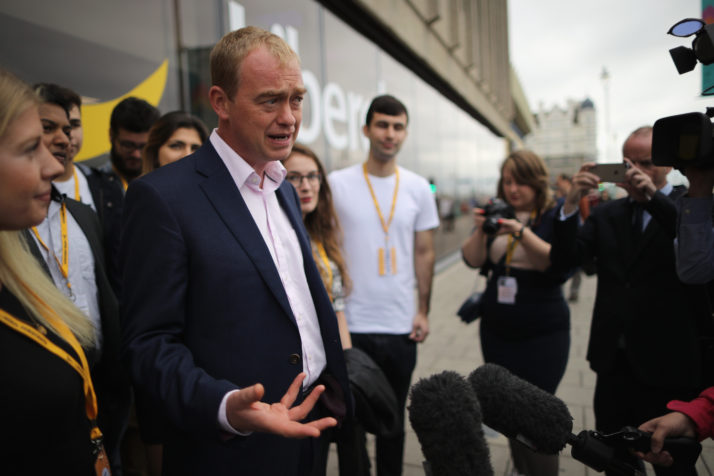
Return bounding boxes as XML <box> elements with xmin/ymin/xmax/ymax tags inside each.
<box><xmin>286</xmin><ymin>172</ymin><xmax>322</xmax><ymax>186</ymax></box>
<box><xmin>117</xmin><ymin>140</ymin><xmax>147</xmax><ymax>153</ymax></box>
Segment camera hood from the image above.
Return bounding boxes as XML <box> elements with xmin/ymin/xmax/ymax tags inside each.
<box><xmin>653</xmin><ymin>112</ymin><xmax>713</xmax><ymax>168</ymax></box>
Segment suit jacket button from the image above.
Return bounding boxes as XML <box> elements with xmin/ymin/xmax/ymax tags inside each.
<box><xmin>288</xmin><ymin>353</ymin><xmax>301</xmax><ymax>365</ymax></box>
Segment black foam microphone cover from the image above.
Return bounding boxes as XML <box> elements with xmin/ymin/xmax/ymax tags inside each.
<box><xmin>468</xmin><ymin>363</ymin><xmax>573</xmax><ymax>454</ymax></box>
<box><xmin>409</xmin><ymin>370</ymin><xmax>494</xmax><ymax>476</ymax></box>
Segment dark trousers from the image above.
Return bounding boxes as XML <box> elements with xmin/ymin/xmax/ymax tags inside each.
<box><xmin>351</xmin><ymin>333</ymin><xmax>417</xmax><ymax>476</ymax></box>
<box><xmin>594</xmin><ymin>351</ymin><xmax>700</xmax><ymax>476</ymax></box>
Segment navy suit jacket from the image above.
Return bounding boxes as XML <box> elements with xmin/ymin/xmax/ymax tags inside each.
<box><xmin>120</xmin><ymin>141</ymin><xmax>350</xmax><ymax>475</ymax></box>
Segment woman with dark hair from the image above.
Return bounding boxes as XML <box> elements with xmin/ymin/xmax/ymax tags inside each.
<box><xmin>0</xmin><ymin>69</ymin><xmax>104</xmax><ymax>474</ymax></box>
<box><xmin>461</xmin><ymin>150</ymin><xmax>572</xmax><ymax>476</ymax></box>
<box><xmin>283</xmin><ymin>143</ymin><xmax>352</xmax><ymax>348</ymax></box>
<box><xmin>142</xmin><ymin>111</ymin><xmax>208</xmax><ymax>174</ymax></box>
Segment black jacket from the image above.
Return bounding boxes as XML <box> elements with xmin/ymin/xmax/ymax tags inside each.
<box><xmin>76</xmin><ymin>163</ymin><xmax>124</xmax><ymax>295</ymax></box>
<box><xmin>550</xmin><ymin>186</ymin><xmax>711</xmax><ymax>389</ymax></box>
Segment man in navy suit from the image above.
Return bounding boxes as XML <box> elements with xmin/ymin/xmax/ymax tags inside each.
<box><xmin>120</xmin><ymin>26</ymin><xmax>350</xmax><ymax>475</ymax></box>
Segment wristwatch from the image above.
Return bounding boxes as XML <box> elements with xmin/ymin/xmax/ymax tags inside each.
<box><xmin>513</xmin><ymin>225</ymin><xmax>525</xmax><ymax>240</ymax></box>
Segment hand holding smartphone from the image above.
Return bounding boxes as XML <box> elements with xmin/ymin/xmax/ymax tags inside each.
<box><xmin>590</xmin><ymin>163</ymin><xmax>630</xmax><ymax>183</ymax></box>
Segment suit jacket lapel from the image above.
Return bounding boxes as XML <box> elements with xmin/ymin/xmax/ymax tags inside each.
<box><xmin>196</xmin><ymin>144</ymin><xmax>297</xmax><ymax>324</ymax></box>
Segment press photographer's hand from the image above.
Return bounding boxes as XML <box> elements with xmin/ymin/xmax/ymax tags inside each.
<box><xmin>496</xmin><ymin>217</ymin><xmax>522</xmax><ymax>235</ymax></box>
<box><xmin>471</xmin><ymin>207</ymin><xmax>487</xmax><ymax>231</ymax></box>
<box><xmin>564</xmin><ymin>162</ymin><xmax>599</xmax><ymax>215</ymax></box>
<box><xmin>622</xmin><ymin>158</ymin><xmax>656</xmax><ymax>202</ymax></box>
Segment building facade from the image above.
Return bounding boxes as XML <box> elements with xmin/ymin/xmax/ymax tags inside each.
<box><xmin>1</xmin><ymin>0</ymin><xmax>532</xmax><ymax>201</ymax></box>
<box><xmin>525</xmin><ymin>98</ymin><xmax>598</xmax><ymax>180</ymax></box>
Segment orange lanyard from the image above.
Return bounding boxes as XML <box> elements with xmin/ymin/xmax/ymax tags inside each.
<box><xmin>31</xmin><ymin>201</ymin><xmax>72</xmax><ymax>294</ymax></box>
<box><xmin>113</xmin><ymin>166</ymin><xmax>128</xmax><ymax>191</ymax></box>
<box><xmin>314</xmin><ymin>242</ymin><xmax>333</xmax><ymax>298</ymax></box>
<box><xmin>362</xmin><ymin>163</ymin><xmax>400</xmax><ymax>237</ymax></box>
<box><xmin>0</xmin><ymin>296</ymin><xmax>101</xmax><ymax>441</ymax></box>
<box><xmin>72</xmin><ymin>167</ymin><xmax>81</xmax><ymax>201</ymax></box>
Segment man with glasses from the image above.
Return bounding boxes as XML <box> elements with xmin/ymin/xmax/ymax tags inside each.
<box><xmin>550</xmin><ymin>126</ymin><xmax>711</xmax><ymax>476</ymax></box>
<box><xmin>103</xmin><ymin>97</ymin><xmax>159</xmax><ymax>190</ymax></box>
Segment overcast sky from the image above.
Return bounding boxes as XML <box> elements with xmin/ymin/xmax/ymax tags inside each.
<box><xmin>508</xmin><ymin>0</ymin><xmax>707</xmax><ymax>163</ymax></box>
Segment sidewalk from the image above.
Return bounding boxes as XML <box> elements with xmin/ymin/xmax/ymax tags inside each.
<box><xmin>327</xmin><ymin>250</ymin><xmax>714</xmax><ymax>475</ymax></box>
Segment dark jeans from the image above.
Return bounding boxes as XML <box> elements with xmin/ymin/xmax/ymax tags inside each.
<box><xmin>594</xmin><ymin>351</ymin><xmax>700</xmax><ymax>476</ymax></box>
<box><xmin>351</xmin><ymin>333</ymin><xmax>417</xmax><ymax>476</ymax></box>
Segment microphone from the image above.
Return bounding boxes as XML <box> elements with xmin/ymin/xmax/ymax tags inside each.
<box><xmin>468</xmin><ymin>364</ymin><xmax>702</xmax><ymax>475</ymax></box>
<box><xmin>468</xmin><ymin>363</ymin><xmax>573</xmax><ymax>454</ymax></box>
<box><xmin>408</xmin><ymin>370</ymin><xmax>494</xmax><ymax>476</ymax></box>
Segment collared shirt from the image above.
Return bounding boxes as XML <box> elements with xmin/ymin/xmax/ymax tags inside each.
<box><xmin>32</xmin><ymin>197</ymin><xmax>102</xmax><ymax>348</ymax></box>
<box><xmin>209</xmin><ymin>131</ymin><xmax>327</xmax><ymax>433</ymax></box>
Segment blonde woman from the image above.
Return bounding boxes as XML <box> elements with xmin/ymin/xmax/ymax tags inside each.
<box><xmin>0</xmin><ymin>69</ymin><xmax>103</xmax><ymax>474</ymax></box>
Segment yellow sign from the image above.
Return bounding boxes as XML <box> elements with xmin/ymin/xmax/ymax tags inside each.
<box><xmin>76</xmin><ymin>59</ymin><xmax>168</xmax><ymax>161</ymax></box>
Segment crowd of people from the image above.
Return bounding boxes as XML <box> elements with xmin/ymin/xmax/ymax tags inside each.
<box><xmin>2</xmin><ymin>23</ymin><xmax>714</xmax><ymax>476</ymax></box>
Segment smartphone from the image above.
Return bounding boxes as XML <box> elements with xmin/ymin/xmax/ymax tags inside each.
<box><xmin>590</xmin><ymin>163</ymin><xmax>629</xmax><ymax>183</ymax></box>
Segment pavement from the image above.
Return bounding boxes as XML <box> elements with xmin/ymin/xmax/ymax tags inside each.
<box><xmin>326</xmin><ymin>215</ymin><xmax>714</xmax><ymax>475</ymax></box>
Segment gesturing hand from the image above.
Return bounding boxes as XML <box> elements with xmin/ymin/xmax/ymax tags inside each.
<box><xmin>226</xmin><ymin>372</ymin><xmax>337</xmax><ymax>438</ymax></box>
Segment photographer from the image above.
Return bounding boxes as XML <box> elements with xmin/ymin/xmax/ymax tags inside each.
<box><xmin>549</xmin><ymin>126</ymin><xmax>709</xmax><ymax>476</ymax></box>
<box><xmin>461</xmin><ymin>150</ymin><xmax>571</xmax><ymax>476</ymax></box>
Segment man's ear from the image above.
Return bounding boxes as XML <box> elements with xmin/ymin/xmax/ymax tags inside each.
<box><xmin>209</xmin><ymin>85</ymin><xmax>230</xmax><ymax>121</ymax></box>
<box><xmin>362</xmin><ymin>124</ymin><xmax>369</xmax><ymax>138</ymax></box>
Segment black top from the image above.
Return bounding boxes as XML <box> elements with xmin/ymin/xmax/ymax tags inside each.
<box><xmin>481</xmin><ymin>201</ymin><xmax>572</xmax><ymax>339</ymax></box>
<box><xmin>0</xmin><ymin>286</ymin><xmax>94</xmax><ymax>474</ymax></box>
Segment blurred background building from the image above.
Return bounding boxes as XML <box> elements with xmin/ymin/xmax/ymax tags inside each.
<box><xmin>525</xmin><ymin>98</ymin><xmax>598</xmax><ymax>180</ymax></box>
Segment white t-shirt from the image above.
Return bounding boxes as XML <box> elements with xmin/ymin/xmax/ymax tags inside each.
<box><xmin>329</xmin><ymin>163</ymin><xmax>439</xmax><ymax>334</ymax></box>
<box><xmin>53</xmin><ymin>166</ymin><xmax>96</xmax><ymax>211</ymax></box>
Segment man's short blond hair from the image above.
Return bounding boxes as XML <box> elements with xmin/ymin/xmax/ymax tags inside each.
<box><xmin>210</xmin><ymin>26</ymin><xmax>299</xmax><ymax>100</ymax></box>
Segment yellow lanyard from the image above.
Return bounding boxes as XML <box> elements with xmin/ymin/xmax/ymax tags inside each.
<box><xmin>314</xmin><ymin>242</ymin><xmax>333</xmax><ymax>300</ymax></box>
<box><xmin>31</xmin><ymin>201</ymin><xmax>72</xmax><ymax>294</ymax></box>
<box><xmin>363</xmin><ymin>163</ymin><xmax>400</xmax><ymax>275</ymax></box>
<box><xmin>113</xmin><ymin>166</ymin><xmax>128</xmax><ymax>191</ymax></box>
<box><xmin>72</xmin><ymin>167</ymin><xmax>81</xmax><ymax>201</ymax></box>
<box><xmin>0</xmin><ymin>294</ymin><xmax>102</xmax><ymax>441</ymax></box>
<box><xmin>362</xmin><ymin>163</ymin><xmax>400</xmax><ymax>235</ymax></box>
<box><xmin>504</xmin><ymin>209</ymin><xmax>536</xmax><ymax>275</ymax></box>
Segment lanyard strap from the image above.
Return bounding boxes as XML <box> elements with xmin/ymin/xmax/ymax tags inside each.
<box><xmin>314</xmin><ymin>242</ymin><xmax>333</xmax><ymax>299</ymax></box>
<box><xmin>31</xmin><ymin>201</ymin><xmax>71</xmax><ymax>293</ymax></box>
<box><xmin>362</xmin><ymin>163</ymin><xmax>400</xmax><ymax>236</ymax></box>
<box><xmin>113</xmin><ymin>166</ymin><xmax>128</xmax><ymax>191</ymax></box>
<box><xmin>0</xmin><ymin>298</ymin><xmax>102</xmax><ymax>440</ymax></box>
<box><xmin>72</xmin><ymin>166</ymin><xmax>81</xmax><ymax>201</ymax></box>
<box><xmin>504</xmin><ymin>209</ymin><xmax>537</xmax><ymax>274</ymax></box>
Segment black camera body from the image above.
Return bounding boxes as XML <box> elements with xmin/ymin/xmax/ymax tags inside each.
<box><xmin>653</xmin><ymin>19</ymin><xmax>714</xmax><ymax>169</ymax></box>
<box><xmin>653</xmin><ymin>110</ymin><xmax>714</xmax><ymax>169</ymax></box>
<box><xmin>481</xmin><ymin>198</ymin><xmax>515</xmax><ymax>235</ymax></box>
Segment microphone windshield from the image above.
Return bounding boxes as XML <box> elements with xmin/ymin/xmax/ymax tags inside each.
<box><xmin>468</xmin><ymin>364</ymin><xmax>573</xmax><ymax>454</ymax></box>
<box><xmin>409</xmin><ymin>371</ymin><xmax>494</xmax><ymax>476</ymax></box>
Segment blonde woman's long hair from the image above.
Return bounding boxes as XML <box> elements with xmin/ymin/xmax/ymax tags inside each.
<box><xmin>0</xmin><ymin>70</ymin><xmax>95</xmax><ymax>346</ymax></box>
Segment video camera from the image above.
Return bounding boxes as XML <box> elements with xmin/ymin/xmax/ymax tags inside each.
<box><xmin>653</xmin><ymin>18</ymin><xmax>714</xmax><ymax>169</ymax></box>
<box><xmin>481</xmin><ymin>198</ymin><xmax>515</xmax><ymax>235</ymax></box>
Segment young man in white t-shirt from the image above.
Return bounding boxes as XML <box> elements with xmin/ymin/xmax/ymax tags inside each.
<box><xmin>329</xmin><ymin>95</ymin><xmax>439</xmax><ymax>476</ymax></box>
